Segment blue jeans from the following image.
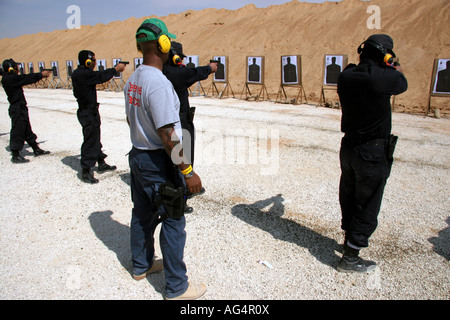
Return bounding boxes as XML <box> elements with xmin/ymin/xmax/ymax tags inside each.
<box><xmin>128</xmin><ymin>147</ymin><xmax>189</xmax><ymax>298</ymax></box>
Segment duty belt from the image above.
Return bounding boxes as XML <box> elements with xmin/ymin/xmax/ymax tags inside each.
<box><xmin>344</xmin><ymin>135</ymin><xmax>388</xmax><ymax>147</ymax></box>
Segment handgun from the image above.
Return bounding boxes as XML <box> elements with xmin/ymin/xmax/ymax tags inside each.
<box><xmin>210</xmin><ymin>60</ymin><xmax>219</xmax><ymax>64</ymax></box>
<box><xmin>118</xmin><ymin>61</ymin><xmax>129</xmax><ymax>65</ymax></box>
<box><xmin>42</xmin><ymin>69</ymin><xmax>53</xmax><ymax>71</ymax></box>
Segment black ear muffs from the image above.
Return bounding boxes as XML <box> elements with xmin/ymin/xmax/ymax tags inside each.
<box><xmin>136</xmin><ymin>23</ymin><xmax>171</xmax><ymax>53</ymax></box>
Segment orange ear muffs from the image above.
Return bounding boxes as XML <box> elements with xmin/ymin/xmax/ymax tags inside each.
<box><xmin>384</xmin><ymin>53</ymin><xmax>394</xmax><ymax>66</ymax></box>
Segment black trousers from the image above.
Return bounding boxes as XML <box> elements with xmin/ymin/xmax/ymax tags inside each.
<box><xmin>77</xmin><ymin>106</ymin><xmax>107</xmax><ymax>170</ymax></box>
<box><xmin>180</xmin><ymin>116</ymin><xmax>195</xmax><ymax>166</ymax></box>
<box><xmin>8</xmin><ymin>103</ymin><xmax>37</xmax><ymax>152</ymax></box>
<box><xmin>339</xmin><ymin>137</ymin><xmax>392</xmax><ymax>248</ymax></box>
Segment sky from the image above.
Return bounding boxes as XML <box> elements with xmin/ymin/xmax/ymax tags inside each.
<box><xmin>0</xmin><ymin>0</ymin><xmax>335</xmax><ymax>39</ymax></box>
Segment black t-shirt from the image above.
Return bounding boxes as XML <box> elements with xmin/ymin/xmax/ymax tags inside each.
<box><xmin>337</xmin><ymin>59</ymin><xmax>408</xmax><ymax>141</ymax></box>
<box><xmin>72</xmin><ymin>66</ymin><xmax>116</xmax><ymax>106</ymax></box>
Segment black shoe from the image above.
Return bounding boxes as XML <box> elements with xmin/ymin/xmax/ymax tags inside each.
<box><xmin>33</xmin><ymin>148</ymin><xmax>50</xmax><ymax>157</ymax></box>
<box><xmin>337</xmin><ymin>243</ymin><xmax>376</xmax><ymax>273</ymax></box>
<box><xmin>98</xmin><ymin>162</ymin><xmax>117</xmax><ymax>173</ymax></box>
<box><xmin>81</xmin><ymin>169</ymin><xmax>99</xmax><ymax>184</ymax></box>
<box><xmin>337</xmin><ymin>256</ymin><xmax>377</xmax><ymax>273</ymax></box>
<box><xmin>11</xmin><ymin>155</ymin><xmax>30</xmax><ymax>164</ymax></box>
<box><xmin>185</xmin><ymin>206</ymin><xmax>194</xmax><ymax>214</ymax></box>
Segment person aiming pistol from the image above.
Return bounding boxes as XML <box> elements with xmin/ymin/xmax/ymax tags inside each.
<box><xmin>1</xmin><ymin>58</ymin><xmax>51</xmax><ymax>163</ymax></box>
<box><xmin>337</xmin><ymin>34</ymin><xmax>407</xmax><ymax>273</ymax></box>
<box><xmin>72</xmin><ymin>50</ymin><xmax>126</xmax><ymax>183</ymax></box>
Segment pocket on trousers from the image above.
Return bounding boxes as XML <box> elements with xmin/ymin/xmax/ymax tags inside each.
<box><xmin>356</xmin><ymin>144</ymin><xmax>385</xmax><ymax>162</ymax></box>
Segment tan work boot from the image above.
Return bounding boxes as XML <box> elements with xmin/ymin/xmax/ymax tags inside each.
<box><xmin>165</xmin><ymin>282</ymin><xmax>206</xmax><ymax>300</ymax></box>
<box><xmin>132</xmin><ymin>259</ymin><xmax>164</xmax><ymax>280</ymax></box>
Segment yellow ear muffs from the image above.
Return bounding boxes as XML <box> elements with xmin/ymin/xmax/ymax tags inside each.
<box><xmin>136</xmin><ymin>23</ymin><xmax>172</xmax><ymax>54</ymax></box>
<box><xmin>8</xmin><ymin>67</ymin><xmax>14</xmax><ymax>73</ymax></box>
<box><xmin>85</xmin><ymin>59</ymin><xmax>92</xmax><ymax>68</ymax></box>
<box><xmin>158</xmin><ymin>34</ymin><xmax>171</xmax><ymax>54</ymax></box>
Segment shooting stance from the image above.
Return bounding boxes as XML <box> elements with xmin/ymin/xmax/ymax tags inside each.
<box><xmin>72</xmin><ymin>50</ymin><xmax>126</xmax><ymax>183</ymax></box>
<box><xmin>1</xmin><ymin>58</ymin><xmax>51</xmax><ymax>163</ymax></box>
<box><xmin>337</xmin><ymin>34</ymin><xmax>407</xmax><ymax>273</ymax></box>
<box><xmin>125</xmin><ymin>18</ymin><xmax>205</xmax><ymax>300</ymax></box>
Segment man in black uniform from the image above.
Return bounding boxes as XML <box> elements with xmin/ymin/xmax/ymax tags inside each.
<box><xmin>163</xmin><ymin>42</ymin><xmax>217</xmax><ymax>167</ymax></box>
<box><xmin>72</xmin><ymin>50</ymin><xmax>126</xmax><ymax>183</ymax></box>
<box><xmin>2</xmin><ymin>58</ymin><xmax>51</xmax><ymax>163</ymax></box>
<box><xmin>163</xmin><ymin>42</ymin><xmax>216</xmax><ymax>208</ymax></box>
<box><xmin>337</xmin><ymin>34</ymin><xmax>408</xmax><ymax>273</ymax></box>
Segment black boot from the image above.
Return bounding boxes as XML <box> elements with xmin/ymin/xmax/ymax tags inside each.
<box><xmin>337</xmin><ymin>243</ymin><xmax>377</xmax><ymax>273</ymax></box>
<box><xmin>31</xmin><ymin>143</ymin><xmax>50</xmax><ymax>157</ymax></box>
<box><xmin>98</xmin><ymin>160</ymin><xmax>117</xmax><ymax>173</ymax></box>
<box><xmin>33</xmin><ymin>148</ymin><xmax>50</xmax><ymax>156</ymax></box>
<box><xmin>82</xmin><ymin>168</ymin><xmax>99</xmax><ymax>184</ymax></box>
<box><xmin>11</xmin><ymin>150</ymin><xmax>29</xmax><ymax>164</ymax></box>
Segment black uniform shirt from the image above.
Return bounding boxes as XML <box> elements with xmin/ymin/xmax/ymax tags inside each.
<box><xmin>1</xmin><ymin>72</ymin><xmax>43</xmax><ymax>105</ymax></box>
<box><xmin>163</xmin><ymin>64</ymin><xmax>211</xmax><ymax>119</ymax></box>
<box><xmin>72</xmin><ymin>66</ymin><xmax>116</xmax><ymax>106</ymax></box>
<box><xmin>337</xmin><ymin>59</ymin><xmax>408</xmax><ymax>141</ymax></box>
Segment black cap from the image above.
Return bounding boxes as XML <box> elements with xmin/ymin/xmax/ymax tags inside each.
<box><xmin>171</xmin><ymin>42</ymin><xmax>186</xmax><ymax>58</ymax></box>
<box><xmin>364</xmin><ymin>34</ymin><xmax>396</xmax><ymax>57</ymax></box>
<box><xmin>2</xmin><ymin>58</ymin><xmax>18</xmax><ymax>72</ymax></box>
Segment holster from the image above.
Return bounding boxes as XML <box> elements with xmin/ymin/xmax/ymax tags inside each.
<box><xmin>386</xmin><ymin>134</ymin><xmax>398</xmax><ymax>162</ymax></box>
<box><xmin>158</xmin><ymin>181</ymin><xmax>186</xmax><ymax>221</ymax></box>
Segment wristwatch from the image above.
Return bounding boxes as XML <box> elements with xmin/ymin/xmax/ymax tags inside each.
<box><xmin>184</xmin><ymin>171</ymin><xmax>194</xmax><ymax>179</ymax></box>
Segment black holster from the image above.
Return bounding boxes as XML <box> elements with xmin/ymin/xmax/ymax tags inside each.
<box><xmin>158</xmin><ymin>181</ymin><xmax>186</xmax><ymax>221</ymax></box>
<box><xmin>386</xmin><ymin>134</ymin><xmax>398</xmax><ymax>162</ymax></box>
<box><xmin>188</xmin><ymin>107</ymin><xmax>196</xmax><ymax>123</ymax></box>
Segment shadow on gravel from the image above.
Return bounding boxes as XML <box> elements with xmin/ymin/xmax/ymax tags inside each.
<box><xmin>428</xmin><ymin>217</ymin><xmax>450</xmax><ymax>261</ymax></box>
<box><xmin>89</xmin><ymin>210</ymin><xmax>165</xmax><ymax>295</ymax></box>
<box><xmin>231</xmin><ymin>194</ymin><xmax>341</xmax><ymax>269</ymax></box>
<box><xmin>61</xmin><ymin>154</ymin><xmax>81</xmax><ymax>172</ymax></box>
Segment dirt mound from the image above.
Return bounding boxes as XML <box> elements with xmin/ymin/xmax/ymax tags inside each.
<box><xmin>1</xmin><ymin>0</ymin><xmax>449</xmax><ymax>115</ymax></box>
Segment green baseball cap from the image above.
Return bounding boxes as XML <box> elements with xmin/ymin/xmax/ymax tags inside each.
<box><xmin>136</xmin><ymin>18</ymin><xmax>176</xmax><ymax>43</ymax></box>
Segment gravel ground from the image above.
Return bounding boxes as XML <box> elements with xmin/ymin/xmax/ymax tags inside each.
<box><xmin>0</xmin><ymin>88</ymin><xmax>448</xmax><ymax>300</ymax></box>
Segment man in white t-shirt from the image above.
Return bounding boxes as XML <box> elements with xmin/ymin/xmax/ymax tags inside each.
<box><xmin>124</xmin><ymin>18</ymin><xmax>205</xmax><ymax>300</ymax></box>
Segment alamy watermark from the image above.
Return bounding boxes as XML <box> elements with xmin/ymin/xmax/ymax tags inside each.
<box><xmin>367</xmin><ymin>5</ymin><xmax>381</xmax><ymax>30</ymax></box>
<box><xmin>171</xmin><ymin>128</ymin><xmax>280</xmax><ymax>176</ymax></box>
<box><xmin>66</xmin><ymin>5</ymin><xmax>81</xmax><ymax>30</ymax></box>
